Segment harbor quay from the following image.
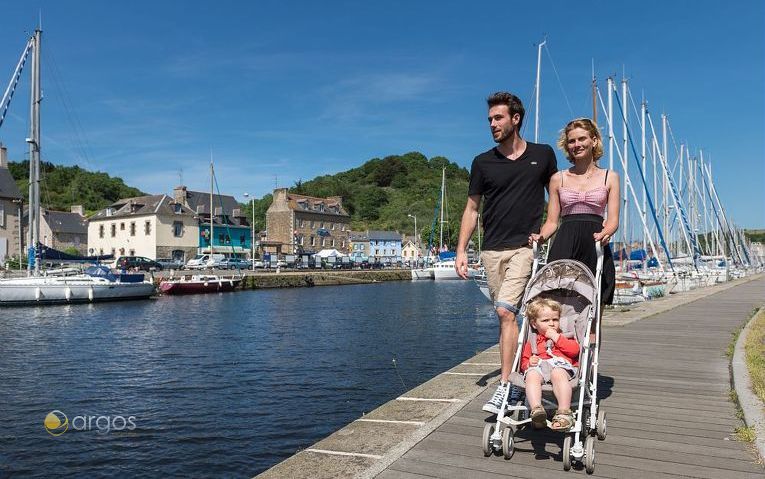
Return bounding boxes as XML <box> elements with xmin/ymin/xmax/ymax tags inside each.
<box><xmin>152</xmin><ymin>268</ymin><xmax>412</xmax><ymax>289</ymax></box>
<box><xmin>257</xmin><ymin>274</ymin><xmax>765</xmax><ymax>479</ymax></box>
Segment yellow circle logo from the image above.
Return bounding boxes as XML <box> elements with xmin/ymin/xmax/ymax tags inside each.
<box><xmin>44</xmin><ymin>410</ymin><xmax>68</xmax><ymax>436</ymax></box>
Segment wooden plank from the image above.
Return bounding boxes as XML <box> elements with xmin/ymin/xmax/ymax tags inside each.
<box><xmin>376</xmin><ymin>278</ymin><xmax>765</xmax><ymax>478</ymax></box>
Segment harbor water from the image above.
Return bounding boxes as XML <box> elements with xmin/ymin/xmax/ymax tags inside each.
<box><xmin>0</xmin><ymin>280</ymin><xmax>497</xmax><ymax>477</ymax></box>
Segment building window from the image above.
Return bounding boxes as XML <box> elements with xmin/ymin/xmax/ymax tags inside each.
<box><xmin>130</xmin><ymin>222</ymin><xmax>136</xmax><ymax>236</ymax></box>
<box><xmin>320</xmin><ymin>222</ymin><xmax>324</xmax><ymax>228</ymax></box>
<box><xmin>174</xmin><ymin>203</ymin><xmax>183</xmax><ymax>214</ymax></box>
<box><xmin>144</xmin><ymin>221</ymin><xmax>151</xmax><ymax>235</ymax></box>
<box><xmin>111</xmin><ymin>224</ymin><xmax>116</xmax><ymax>237</ymax></box>
<box><xmin>331</xmin><ymin>223</ymin><xmax>335</xmax><ymax>230</ymax></box>
<box><xmin>299</xmin><ymin>236</ymin><xmax>304</xmax><ymax>246</ymax></box>
<box><xmin>341</xmin><ymin>240</ymin><xmax>345</xmax><ymax>248</ymax></box>
<box><xmin>99</xmin><ymin>225</ymin><xmax>104</xmax><ymax>238</ymax></box>
<box><xmin>331</xmin><ymin>239</ymin><xmax>335</xmax><ymax>247</ymax></box>
<box><xmin>310</xmin><ymin>236</ymin><xmax>315</xmax><ymax>246</ymax></box>
<box><xmin>0</xmin><ymin>204</ymin><xmax>4</xmax><ymax>227</ymax></box>
<box><xmin>341</xmin><ymin>224</ymin><xmax>345</xmax><ymax>231</ymax></box>
<box><xmin>310</xmin><ymin>221</ymin><xmax>315</xmax><ymax>228</ymax></box>
<box><xmin>173</xmin><ymin>221</ymin><xmax>183</xmax><ymax>237</ymax></box>
<box><xmin>300</xmin><ymin>219</ymin><xmax>305</xmax><ymax>228</ymax></box>
<box><xmin>120</xmin><ymin>222</ymin><xmax>125</xmax><ymax>230</ymax></box>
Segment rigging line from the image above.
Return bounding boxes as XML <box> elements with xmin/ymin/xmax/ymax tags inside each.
<box><xmin>0</xmin><ymin>38</ymin><xmax>33</xmax><ymax>130</ymax></box>
<box><xmin>596</xmin><ymin>84</ymin><xmax>672</xmax><ymax>272</ymax></box>
<box><xmin>543</xmin><ymin>43</ymin><xmax>574</xmax><ymax>117</ymax></box>
<box><xmin>211</xmin><ymin>165</ymin><xmax>240</xmax><ymax>260</ymax></box>
<box><xmin>43</xmin><ymin>45</ymin><xmax>96</xmax><ymax>169</ymax></box>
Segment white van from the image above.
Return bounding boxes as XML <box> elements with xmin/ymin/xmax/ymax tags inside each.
<box><xmin>185</xmin><ymin>254</ymin><xmax>225</xmax><ymax>270</ymax></box>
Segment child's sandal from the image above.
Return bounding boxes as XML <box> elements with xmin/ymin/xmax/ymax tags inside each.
<box><xmin>550</xmin><ymin>409</ymin><xmax>574</xmax><ymax>431</ymax></box>
<box><xmin>530</xmin><ymin>406</ymin><xmax>547</xmax><ymax>429</ymax></box>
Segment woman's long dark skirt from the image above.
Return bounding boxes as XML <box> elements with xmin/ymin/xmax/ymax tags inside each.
<box><xmin>547</xmin><ymin>214</ymin><xmax>616</xmax><ymax>305</ymax></box>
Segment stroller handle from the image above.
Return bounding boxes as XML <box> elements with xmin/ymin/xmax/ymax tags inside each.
<box><xmin>595</xmin><ymin>240</ymin><xmax>604</xmax><ymax>277</ymax></box>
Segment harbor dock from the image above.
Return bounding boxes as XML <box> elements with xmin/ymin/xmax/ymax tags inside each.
<box><xmin>152</xmin><ymin>269</ymin><xmax>412</xmax><ymax>289</ymax></box>
<box><xmin>256</xmin><ymin>274</ymin><xmax>765</xmax><ymax>478</ymax></box>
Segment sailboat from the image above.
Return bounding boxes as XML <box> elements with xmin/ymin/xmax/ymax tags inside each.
<box><xmin>0</xmin><ymin>28</ymin><xmax>156</xmax><ymax>305</ymax></box>
<box><xmin>432</xmin><ymin>167</ymin><xmax>461</xmax><ymax>280</ymax></box>
<box><xmin>158</xmin><ymin>160</ymin><xmax>242</xmax><ymax>295</ymax></box>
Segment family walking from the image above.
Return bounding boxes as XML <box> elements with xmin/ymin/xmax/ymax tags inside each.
<box><xmin>455</xmin><ymin>91</ymin><xmax>619</xmax><ymax>422</ymax></box>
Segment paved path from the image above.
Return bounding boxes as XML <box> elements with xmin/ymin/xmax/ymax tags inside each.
<box><xmin>377</xmin><ymin>277</ymin><xmax>765</xmax><ymax>478</ymax></box>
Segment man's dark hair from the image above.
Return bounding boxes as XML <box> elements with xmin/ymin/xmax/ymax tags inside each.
<box><xmin>487</xmin><ymin>91</ymin><xmax>525</xmax><ymax>132</ymax></box>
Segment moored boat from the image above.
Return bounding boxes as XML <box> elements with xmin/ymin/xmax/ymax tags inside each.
<box><xmin>159</xmin><ymin>275</ymin><xmax>241</xmax><ymax>295</ymax></box>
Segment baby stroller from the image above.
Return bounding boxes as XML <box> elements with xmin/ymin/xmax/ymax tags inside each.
<box><xmin>482</xmin><ymin>242</ymin><xmax>606</xmax><ymax>473</ymax></box>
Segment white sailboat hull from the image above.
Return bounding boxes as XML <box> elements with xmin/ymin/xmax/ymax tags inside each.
<box><xmin>0</xmin><ymin>276</ymin><xmax>155</xmax><ymax>305</ymax></box>
<box><xmin>433</xmin><ymin>260</ymin><xmax>461</xmax><ymax>280</ymax></box>
<box><xmin>411</xmin><ymin>268</ymin><xmax>434</xmax><ymax>280</ymax></box>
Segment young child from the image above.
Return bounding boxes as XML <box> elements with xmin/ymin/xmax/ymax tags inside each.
<box><xmin>521</xmin><ymin>297</ymin><xmax>580</xmax><ymax>431</ymax></box>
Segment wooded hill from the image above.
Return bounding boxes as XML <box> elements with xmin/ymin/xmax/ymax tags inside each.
<box><xmin>8</xmin><ymin>160</ymin><xmax>145</xmax><ymax>215</ymax></box>
<box><xmin>9</xmin><ymin>152</ymin><xmax>473</xmax><ymax>248</ymax></box>
<box><xmin>245</xmin><ymin>152</ymin><xmax>471</xmax><ymax>248</ymax></box>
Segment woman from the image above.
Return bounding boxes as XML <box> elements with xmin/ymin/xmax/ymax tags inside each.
<box><xmin>530</xmin><ymin>118</ymin><xmax>619</xmax><ymax>306</ymax></box>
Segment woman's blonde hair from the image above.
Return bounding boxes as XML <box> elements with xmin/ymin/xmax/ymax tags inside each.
<box><xmin>526</xmin><ymin>297</ymin><xmax>562</xmax><ymax>325</ymax></box>
<box><xmin>557</xmin><ymin>118</ymin><xmax>604</xmax><ymax>163</ymax></box>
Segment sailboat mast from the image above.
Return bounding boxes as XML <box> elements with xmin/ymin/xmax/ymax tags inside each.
<box><xmin>641</xmin><ymin>98</ymin><xmax>647</xmax><ymax>269</ymax></box>
<box><xmin>621</xmin><ymin>77</ymin><xmax>629</xmax><ymax>255</ymax></box>
<box><xmin>534</xmin><ymin>40</ymin><xmax>545</xmax><ymax>143</ymax></box>
<box><xmin>591</xmin><ymin>60</ymin><xmax>597</xmax><ymax>122</ymax></box>
<box><xmin>210</xmin><ymin>158</ymin><xmax>214</xmax><ymax>255</ymax></box>
<box><xmin>28</xmin><ymin>29</ymin><xmax>42</xmax><ymax>275</ymax></box>
<box><xmin>439</xmin><ymin>167</ymin><xmax>445</xmax><ymax>249</ymax></box>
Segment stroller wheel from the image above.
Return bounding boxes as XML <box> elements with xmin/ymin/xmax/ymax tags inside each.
<box><xmin>596</xmin><ymin>408</ymin><xmax>607</xmax><ymax>440</ymax></box>
<box><xmin>482</xmin><ymin>423</ymin><xmax>495</xmax><ymax>457</ymax></box>
<box><xmin>501</xmin><ymin>426</ymin><xmax>514</xmax><ymax>459</ymax></box>
<box><xmin>584</xmin><ymin>435</ymin><xmax>596</xmax><ymax>474</ymax></box>
<box><xmin>562</xmin><ymin>435</ymin><xmax>572</xmax><ymax>471</ymax></box>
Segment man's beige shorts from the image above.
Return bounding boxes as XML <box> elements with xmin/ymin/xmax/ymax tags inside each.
<box><xmin>481</xmin><ymin>246</ymin><xmax>534</xmax><ymax>314</ymax></box>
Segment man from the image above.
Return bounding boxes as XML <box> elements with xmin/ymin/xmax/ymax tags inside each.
<box><xmin>455</xmin><ymin>91</ymin><xmax>557</xmax><ymax>414</ymax></box>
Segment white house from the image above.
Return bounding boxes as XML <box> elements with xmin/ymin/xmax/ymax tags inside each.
<box><xmin>88</xmin><ymin>195</ymin><xmax>199</xmax><ymax>261</ymax></box>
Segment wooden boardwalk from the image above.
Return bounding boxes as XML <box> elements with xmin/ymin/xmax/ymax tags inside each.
<box><xmin>377</xmin><ymin>277</ymin><xmax>765</xmax><ymax>478</ymax></box>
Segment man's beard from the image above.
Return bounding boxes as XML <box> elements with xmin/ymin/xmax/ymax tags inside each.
<box><xmin>493</xmin><ymin>127</ymin><xmax>514</xmax><ymax>144</ymax></box>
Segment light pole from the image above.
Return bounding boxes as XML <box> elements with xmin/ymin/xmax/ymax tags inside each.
<box><xmin>407</xmin><ymin>213</ymin><xmax>417</xmax><ymax>267</ymax></box>
<box><xmin>244</xmin><ymin>192</ymin><xmax>255</xmax><ymax>271</ymax></box>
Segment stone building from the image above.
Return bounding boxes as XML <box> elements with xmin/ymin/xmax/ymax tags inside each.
<box><xmin>266</xmin><ymin>188</ymin><xmax>351</xmax><ymax>255</ymax></box>
<box><xmin>24</xmin><ymin>206</ymin><xmax>88</xmax><ymax>255</ymax></box>
<box><xmin>88</xmin><ymin>195</ymin><xmax>199</xmax><ymax>261</ymax></box>
<box><xmin>0</xmin><ymin>145</ymin><xmax>22</xmax><ymax>263</ymax></box>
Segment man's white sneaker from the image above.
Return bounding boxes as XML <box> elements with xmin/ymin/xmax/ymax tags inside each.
<box><xmin>482</xmin><ymin>382</ymin><xmax>508</xmax><ymax>414</ymax></box>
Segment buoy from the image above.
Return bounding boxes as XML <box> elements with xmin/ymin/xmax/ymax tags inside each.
<box><xmin>88</xmin><ymin>287</ymin><xmax>94</xmax><ymax>302</ymax></box>
<box><xmin>65</xmin><ymin>287</ymin><xmax>72</xmax><ymax>301</ymax></box>
<box><xmin>35</xmin><ymin>287</ymin><xmax>41</xmax><ymax>301</ymax></box>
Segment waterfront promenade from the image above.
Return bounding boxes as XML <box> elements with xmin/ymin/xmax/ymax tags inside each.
<box><xmin>257</xmin><ymin>275</ymin><xmax>765</xmax><ymax>478</ymax></box>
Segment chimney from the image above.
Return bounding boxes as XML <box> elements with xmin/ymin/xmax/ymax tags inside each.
<box><xmin>273</xmin><ymin>187</ymin><xmax>288</xmax><ymax>203</ymax></box>
<box><xmin>173</xmin><ymin>186</ymin><xmax>188</xmax><ymax>206</ymax></box>
<box><xmin>71</xmin><ymin>205</ymin><xmax>85</xmax><ymax>216</ymax></box>
<box><xmin>0</xmin><ymin>144</ymin><xmax>7</xmax><ymax>168</ymax></box>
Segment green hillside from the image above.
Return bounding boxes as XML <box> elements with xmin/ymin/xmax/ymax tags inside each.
<box><xmin>246</xmin><ymin>152</ymin><xmax>471</xmax><ymax>248</ymax></box>
<box><xmin>8</xmin><ymin>160</ymin><xmax>146</xmax><ymax>215</ymax></box>
<box><xmin>8</xmin><ymin>152</ymin><xmax>473</xmax><ymax>248</ymax></box>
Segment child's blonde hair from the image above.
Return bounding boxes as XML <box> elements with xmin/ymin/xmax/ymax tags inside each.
<box><xmin>526</xmin><ymin>297</ymin><xmax>562</xmax><ymax>326</ymax></box>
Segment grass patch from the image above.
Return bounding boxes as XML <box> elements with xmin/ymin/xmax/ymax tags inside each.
<box><xmin>735</xmin><ymin>425</ymin><xmax>756</xmax><ymax>442</ymax></box>
<box><xmin>744</xmin><ymin>308</ymin><xmax>765</xmax><ymax>404</ymax></box>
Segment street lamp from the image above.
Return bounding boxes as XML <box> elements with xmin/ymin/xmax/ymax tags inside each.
<box><xmin>407</xmin><ymin>213</ymin><xmax>417</xmax><ymax>267</ymax></box>
<box><xmin>244</xmin><ymin>192</ymin><xmax>255</xmax><ymax>271</ymax></box>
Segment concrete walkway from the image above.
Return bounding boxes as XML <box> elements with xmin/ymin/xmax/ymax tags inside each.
<box><xmin>257</xmin><ymin>275</ymin><xmax>764</xmax><ymax>478</ymax></box>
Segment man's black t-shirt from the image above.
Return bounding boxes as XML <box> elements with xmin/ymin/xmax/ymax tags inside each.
<box><xmin>468</xmin><ymin>142</ymin><xmax>557</xmax><ymax>250</ymax></box>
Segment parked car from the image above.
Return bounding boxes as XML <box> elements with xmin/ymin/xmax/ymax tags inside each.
<box><xmin>185</xmin><ymin>254</ymin><xmax>225</xmax><ymax>270</ymax></box>
<box><xmin>156</xmin><ymin>258</ymin><xmax>184</xmax><ymax>270</ymax></box>
<box><xmin>252</xmin><ymin>260</ymin><xmax>266</xmax><ymax>269</ymax></box>
<box><xmin>115</xmin><ymin>256</ymin><xmax>163</xmax><ymax>271</ymax></box>
<box><xmin>218</xmin><ymin>258</ymin><xmax>250</xmax><ymax>270</ymax></box>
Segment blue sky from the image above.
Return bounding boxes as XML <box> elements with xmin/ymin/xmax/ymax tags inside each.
<box><xmin>1</xmin><ymin>1</ymin><xmax>763</xmax><ymax>228</ymax></box>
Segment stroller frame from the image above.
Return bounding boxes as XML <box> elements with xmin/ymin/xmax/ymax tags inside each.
<box><xmin>482</xmin><ymin>241</ymin><xmax>606</xmax><ymax>473</ymax></box>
